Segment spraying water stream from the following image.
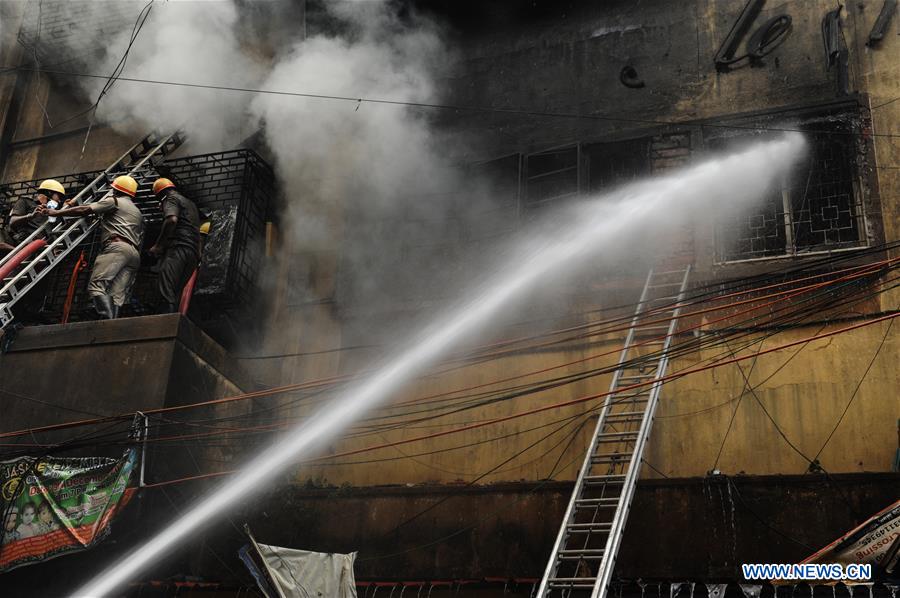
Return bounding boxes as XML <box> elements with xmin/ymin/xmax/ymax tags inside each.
<box><xmin>74</xmin><ymin>134</ymin><xmax>806</xmax><ymax>597</ymax></box>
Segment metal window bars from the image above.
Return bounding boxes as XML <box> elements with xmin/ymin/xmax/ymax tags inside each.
<box><xmin>710</xmin><ymin>107</ymin><xmax>868</xmax><ymax>262</ymax></box>
<box><xmin>0</xmin><ymin>130</ymin><xmax>185</xmax><ymax>329</ymax></box>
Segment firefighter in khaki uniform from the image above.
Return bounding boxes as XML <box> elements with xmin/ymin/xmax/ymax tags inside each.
<box><xmin>148</xmin><ymin>178</ymin><xmax>200</xmax><ymax>313</ymax></box>
<box><xmin>1</xmin><ymin>179</ymin><xmax>66</xmax><ymax>253</ymax></box>
<box><xmin>48</xmin><ymin>175</ymin><xmax>144</xmax><ymax>319</ymax></box>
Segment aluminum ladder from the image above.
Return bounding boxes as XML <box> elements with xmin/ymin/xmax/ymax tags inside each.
<box><xmin>538</xmin><ymin>265</ymin><xmax>691</xmax><ymax>598</ymax></box>
<box><xmin>0</xmin><ymin>130</ymin><xmax>185</xmax><ymax>329</ymax></box>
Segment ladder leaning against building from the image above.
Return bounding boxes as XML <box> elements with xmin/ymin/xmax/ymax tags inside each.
<box><xmin>538</xmin><ymin>265</ymin><xmax>691</xmax><ymax>598</ymax></box>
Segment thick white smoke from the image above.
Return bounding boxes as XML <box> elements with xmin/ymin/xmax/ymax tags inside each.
<box><xmin>59</xmin><ymin>0</ymin><xmax>462</xmax><ymax>319</ymax></box>
<box><xmin>83</xmin><ymin>1</ymin><xmax>267</xmax><ymax>151</ymax></box>
<box><xmin>248</xmin><ymin>2</ymin><xmax>450</xmax><ymax>246</ymax></box>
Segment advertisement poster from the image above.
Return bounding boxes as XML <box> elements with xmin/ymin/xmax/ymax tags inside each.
<box><xmin>0</xmin><ymin>448</ymin><xmax>137</xmax><ymax>572</ymax></box>
<box><xmin>802</xmin><ymin>499</ymin><xmax>900</xmax><ymax>575</ymax></box>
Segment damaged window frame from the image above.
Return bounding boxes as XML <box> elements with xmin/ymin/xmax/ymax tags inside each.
<box><xmin>517</xmin><ymin>136</ymin><xmax>655</xmax><ymax>214</ymax></box>
<box><xmin>523</xmin><ymin>143</ymin><xmax>582</xmax><ymax>211</ymax></box>
<box><xmin>704</xmin><ymin>99</ymin><xmax>879</xmax><ymax>265</ymax></box>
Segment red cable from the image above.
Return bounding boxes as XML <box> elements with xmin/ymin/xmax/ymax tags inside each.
<box><xmin>139</xmin><ymin>309</ymin><xmax>900</xmax><ymax>489</ymax></box>
<box><xmin>458</xmin><ymin>258</ymin><xmax>895</xmax><ymax>357</ymax></box>
<box><xmin>58</xmin><ymin>265</ymin><xmax>891</xmax><ymax>445</ymax></box>
<box><xmin>0</xmin><ymin>260</ymin><xmax>891</xmax><ymax>440</ymax></box>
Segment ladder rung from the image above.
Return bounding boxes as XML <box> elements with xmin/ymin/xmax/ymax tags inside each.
<box><xmin>566</xmin><ymin>522</ymin><xmax>612</xmax><ymax>532</ymax></box>
<box><xmin>632</xmin><ymin>339</ymin><xmax>667</xmax><ymax>346</ymax></box>
<box><xmin>575</xmin><ymin>498</ymin><xmax>619</xmax><ymax>507</ymax></box>
<box><xmin>605</xmin><ymin>411</ymin><xmax>646</xmax><ymax>422</ymax></box>
<box><xmin>648</xmin><ymin>281</ymin><xmax>683</xmax><ymax>287</ymax></box>
<box><xmin>583</xmin><ymin>474</ymin><xmax>626</xmax><ymax>484</ymax></box>
<box><xmin>598</xmin><ymin>431</ymin><xmax>637</xmax><ymax>438</ymax></box>
<box><xmin>547</xmin><ymin>582</ymin><xmax>594</xmax><ymax>590</ymax></box>
<box><xmin>557</xmin><ymin>554</ymin><xmax>605</xmax><ymax>561</ymax></box>
<box><xmin>557</xmin><ymin>548</ymin><xmax>606</xmax><ymax>556</ymax></box>
<box><xmin>618</xmin><ymin>374</ymin><xmax>656</xmax><ymax>381</ymax></box>
<box><xmin>591</xmin><ymin>453</ymin><xmax>630</xmax><ymax>463</ymax></box>
<box><xmin>595</xmin><ymin>438</ymin><xmax>637</xmax><ymax>445</ymax></box>
<box><xmin>653</xmin><ymin>269</ymin><xmax>688</xmax><ymax>276</ymax></box>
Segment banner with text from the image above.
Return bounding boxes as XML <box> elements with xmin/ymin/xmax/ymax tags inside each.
<box><xmin>0</xmin><ymin>449</ymin><xmax>137</xmax><ymax>572</ymax></box>
<box><xmin>802</xmin><ymin>498</ymin><xmax>900</xmax><ymax>577</ymax></box>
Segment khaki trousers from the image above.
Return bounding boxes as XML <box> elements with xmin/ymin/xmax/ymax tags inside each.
<box><xmin>88</xmin><ymin>241</ymin><xmax>140</xmax><ymax>307</ymax></box>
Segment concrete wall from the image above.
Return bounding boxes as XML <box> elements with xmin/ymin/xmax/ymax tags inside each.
<box><xmin>0</xmin><ymin>0</ymin><xmax>897</xmax><ymax>485</ymax></box>
<box><xmin>2</xmin><ymin>472</ymin><xmax>895</xmax><ymax>596</ymax></box>
<box><xmin>253</xmin><ymin>0</ymin><xmax>900</xmax><ymax>485</ymax></box>
<box><xmin>0</xmin><ymin>315</ymin><xmax>252</xmax><ymax>468</ymax></box>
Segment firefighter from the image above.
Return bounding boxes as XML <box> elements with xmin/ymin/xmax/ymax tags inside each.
<box><xmin>47</xmin><ymin>175</ymin><xmax>144</xmax><ymax>319</ymax></box>
<box><xmin>2</xmin><ymin>179</ymin><xmax>65</xmax><ymax>250</ymax></box>
<box><xmin>148</xmin><ymin>178</ymin><xmax>200</xmax><ymax>313</ymax></box>
<box><xmin>0</xmin><ymin>180</ymin><xmax>66</xmax><ymax>320</ymax></box>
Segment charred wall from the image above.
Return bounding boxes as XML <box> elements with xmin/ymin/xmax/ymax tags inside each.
<box><xmin>0</xmin><ymin>315</ymin><xmax>255</xmax><ymax>470</ymax></box>
<box><xmin>1</xmin><ymin>473</ymin><xmax>896</xmax><ymax>596</ymax></box>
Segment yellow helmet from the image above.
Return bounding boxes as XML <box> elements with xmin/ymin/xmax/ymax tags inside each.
<box><xmin>152</xmin><ymin>178</ymin><xmax>175</xmax><ymax>196</ymax></box>
<box><xmin>38</xmin><ymin>179</ymin><xmax>65</xmax><ymax>196</ymax></box>
<box><xmin>199</xmin><ymin>221</ymin><xmax>211</xmax><ymax>236</ymax></box>
<box><xmin>110</xmin><ymin>175</ymin><xmax>138</xmax><ymax>197</ymax></box>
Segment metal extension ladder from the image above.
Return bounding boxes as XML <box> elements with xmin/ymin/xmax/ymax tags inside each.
<box><xmin>0</xmin><ymin>130</ymin><xmax>185</xmax><ymax>329</ymax></box>
<box><xmin>538</xmin><ymin>265</ymin><xmax>691</xmax><ymax>598</ymax></box>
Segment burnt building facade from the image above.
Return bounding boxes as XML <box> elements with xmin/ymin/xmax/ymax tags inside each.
<box><xmin>0</xmin><ymin>1</ymin><xmax>898</xmax><ymax>597</ymax></box>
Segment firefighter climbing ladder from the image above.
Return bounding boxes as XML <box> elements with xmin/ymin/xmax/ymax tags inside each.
<box><xmin>538</xmin><ymin>265</ymin><xmax>691</xmax><ymax>598</ymax></box>
<box><xmin>0</xmin><ymin>130</ymin><xmax>185</xmax><ymax>330</ymax></box>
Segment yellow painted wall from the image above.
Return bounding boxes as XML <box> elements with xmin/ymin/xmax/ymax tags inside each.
<box><xmin>280</xmin><ymin>318</ymin><xmax>899</xmax><ymax>487</ymax></box>
<box><xmin>0</xmin><ymin>0</ymin><xmax>897</xmax><ymax>485</ymax></box>
<box><xmin>264</xmin><ymin>1</ymin><xmax>900</xmax><ymax>485</ymax></box>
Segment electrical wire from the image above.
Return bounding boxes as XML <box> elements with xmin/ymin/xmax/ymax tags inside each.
<box><xmin>1</xmin><ymin>65</ymin><xmax>899</xmax><ymax>139</ymax></box>
<box><xmin>710</xmin><ymin>335</ymin><xmax>767</xmax><ymax>472</ymax></box>
<box><xmin>120</xmin><ymin>303</ymin><xmax>900</xmax><ymax>489</ymax></box>
<box><xmin>811</xmin><ymin>312</ymin><xmax>895</xmax><ymax>464</ymax></box>
<box><xmin>1</xmin><ymin>260</ymin><xmax>892</xmax><ymax>462</ymax></box>
<box><xmin>5</xmin><ymin>260</ymin><xmax>892</xmax><ymax>460</ymax></box>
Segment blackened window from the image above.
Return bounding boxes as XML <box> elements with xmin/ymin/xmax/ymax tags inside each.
<box><xmin>584</xmin><ymin>138</ymin><xmax>652</xmax><ymax>194</ymax></box>
<box><xmin>710</xmin><ymin>109</ymin><xmax>866</xmax><ymax>262</ymax></box>
<box><xmin>524</xmin><ymin>145</ymin><xmax>579</xmax><ymax>209</ymax></box>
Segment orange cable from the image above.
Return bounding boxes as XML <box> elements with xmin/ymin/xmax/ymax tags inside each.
<box><xmin>140</xmin><ymin>309</ymin><xmax>900</xmax><ymax>488</ymax></box>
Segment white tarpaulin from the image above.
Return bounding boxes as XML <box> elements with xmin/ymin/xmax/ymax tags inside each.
<box><xmin>242</xmin><ymin>528</ymin><xmax>358</xmax><ymax>598</ymax></box>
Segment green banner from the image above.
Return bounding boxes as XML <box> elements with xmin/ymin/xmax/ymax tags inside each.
<box><xmin>0</xmin><ymin>448</ymin><xmax>137</xmax><ymax>572</ymax></box>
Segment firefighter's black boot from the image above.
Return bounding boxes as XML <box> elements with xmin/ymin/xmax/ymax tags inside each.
<box><xmin>92</xmin><ymin>295</ymin><xmax>115</xmax><ymax>320</ymax></box>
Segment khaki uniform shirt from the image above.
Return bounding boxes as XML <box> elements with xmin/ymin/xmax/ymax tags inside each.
<box><xmin>7</xmin><ymin>196</ymin><xmax>47</xmax><ymax>243</ymax></box>
<box><xmin>90</xmin><ymin>192</ymin><xmax>144</xmax><ymax>248</ymax></box>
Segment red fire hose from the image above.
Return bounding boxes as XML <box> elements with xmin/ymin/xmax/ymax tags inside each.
<box><xmin>178</xmin><ymin>268</ymin><xmax>199</xmax><ymax>315</ymax></box>
<box><xmin>61</xmin><ymin>250</ymin><xmax>88</xmax><ymax>324</ymax></box>
<box><xmin>0</xmin><ymin>239</ymin><xmax>48</xmax><ymax>282</ymax></box>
